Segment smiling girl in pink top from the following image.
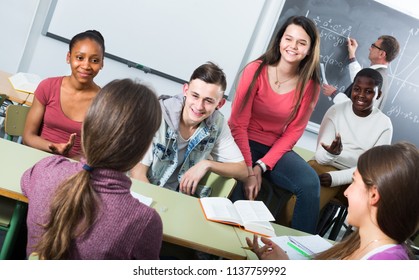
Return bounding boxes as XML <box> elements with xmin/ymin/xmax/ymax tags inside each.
<box><xmin>23</xmin><ymin>30</ymin><xmax>105</xmax><ymax>159</ymax></box>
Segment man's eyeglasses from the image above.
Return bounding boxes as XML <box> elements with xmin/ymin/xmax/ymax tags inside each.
<box><xmin>371</xmin><ymin>43</ymin><xmax>384</xmax><ymax>51</ymax></box>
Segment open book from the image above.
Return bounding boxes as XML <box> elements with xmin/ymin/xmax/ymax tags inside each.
<box><xmin>8</xmin><ymin>72</ymin><xmax>42</xmax><ymax>94</ymax></box>
<box><xmin>199</xmin><ymin>197</ymin><xmax>275</xmax><ymax>237</ymax></box>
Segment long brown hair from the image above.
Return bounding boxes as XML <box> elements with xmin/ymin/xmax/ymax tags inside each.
<box><xmin>239</xmin><ymin>15</ymin><xmax>320</xmax><ymax>124</ymax></box>
<box><xmin>315</xmin><ymin>142</ymin><xmax>419</xmax><ymax>259</ymax></box>
<box><xmin>35</xmin><ymin>79</ymin><xmax>162</xmax><ymax>259</ymax></box>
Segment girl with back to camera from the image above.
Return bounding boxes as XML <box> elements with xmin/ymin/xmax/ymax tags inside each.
<box><xmin>247</xmin><ymin>142</ymin><xmax>419</xmax><ymax>260</ymax></box>
<box><xmin>229</xmin><ymin>15</ymin><xmax>321</xmax><ymax>234</ymax></box>
<box><xmin>21</xmin><ymin>79</ymin><xmax>163</xmax><ymax>260</ymax></box>
<box><xmin>24</xmin><ymin>30</ymin><xmax>105</xmax><ymax>159</ymax></box>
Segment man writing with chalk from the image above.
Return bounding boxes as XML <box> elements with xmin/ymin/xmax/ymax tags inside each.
<box><xmin>323</xmin><ymin>35</ymin><xmax>399</xmax><ymax>109</ymax></box>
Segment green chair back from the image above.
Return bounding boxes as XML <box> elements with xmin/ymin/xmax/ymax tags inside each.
<box><xmin>199</xmin><ymin>172</ymin><xmax>236</xmax><ymax>198</ymax></box>
<box><xmin>4</xmin><ymin>104</ymin><xmax>30</xmax><ymax>142</ymax></box>
<box><xmin>0</xmin><ymin>197</ymin><xmax>27</xmax><ymax>260</ymax></box>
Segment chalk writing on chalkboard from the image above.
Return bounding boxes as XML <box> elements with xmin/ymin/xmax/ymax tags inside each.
<box><xmin>313</xmin><ymin>15</ymin><xmax>352</xmax><ymax>72</ymax></box>
<box><xmin>387</xmin><ymin>105</ymin><xmax>419</xmax><ymax>124</ymax></box>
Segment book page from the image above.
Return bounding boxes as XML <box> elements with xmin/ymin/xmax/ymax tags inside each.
<box><xmin>200</xmin><ymin>197</ymin><xmax>242</xmax><ymax>225</ymax></box>
<box><xmin>130</xmin><ymin>191</ymin><xmax>153</xmax><ymax>207</ymax></box>
<box><xmin>262</xmin><ymin>235</ymin><xmax>333</xmax><ymax>260</ymax></box>
<box><xmin>243</xmin><ymin>221</ymin><xmax>275</xmax><ymax>237</ymax></box>
<box><xmin>8</xmin><ymin>72</ymin><xmax>42</xmax><ymax>93</ymax></box>
<box><xmin>286</xmin><ymin>235</ymin><xmax>333</xmax><ymax>254</ymax></box>
<box><xmin>233</xmin><ymin>200</ymin><xmax>275</xmax><ymax>223</ymax></box>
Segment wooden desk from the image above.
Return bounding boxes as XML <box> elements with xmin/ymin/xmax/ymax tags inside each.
<box><xmin>0</xmin><ymin>139</ymin><xmax>51</xmax><ymax>202</ymax></box>
<box><xmin>131</xmin><ymin>182</ymin><xmax>247</xmax><ymax>259</ymax></box>
<box><xmin>0</xmin><ymin>139</ymin><xmax>42</xmax><ymax>259</ymax></box>
<box><xmin>0</xmin><ymin>138</ymin><xmax>248</xmax><ymax>259</ymax></box>
<box><xmin>0</xmin><ymin>70</ymin><xmax>34</xmax><ymax>106</ymax></box>
<box><xmin>1</xmin><ymin>138</ymin><xmax>324</xmax><ymax>260</ymax></box>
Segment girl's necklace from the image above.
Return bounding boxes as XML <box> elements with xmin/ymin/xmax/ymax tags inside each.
<box><xmin>274</xmin><ymin>66</ymin><xmax>295</xmax><ymax>88</ymax></box>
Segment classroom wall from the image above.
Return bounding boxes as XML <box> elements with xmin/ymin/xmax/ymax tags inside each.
<box><xmin>0</xmin><ymin>0</ymin><xmax>40</xmax><ymax>73</ymax></box>
<box><xmin>2</xmin><ymin>0</ymin><xmax>419</xmax><ymax>152</ymax></box>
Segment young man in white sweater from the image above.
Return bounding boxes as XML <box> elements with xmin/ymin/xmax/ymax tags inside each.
<box><xmin>310</xmin><ymin>68</ymin><xmax>393</xmax><ymax>211</ymax></box>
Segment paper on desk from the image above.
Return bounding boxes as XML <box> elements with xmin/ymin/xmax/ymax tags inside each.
<box><xmin>260</xmin><ymin>235</ymin><xmax>333</xmax><ymax>260</ymax></box>
<box><xmin>130</xmin><ymin>191</ymin><xmax>153</xmax><ymax>206</ymax></box>
<box><xmin>8</xmin><ymin>72</ymin><xmax>42</xmax><ymax>94</ymax></box>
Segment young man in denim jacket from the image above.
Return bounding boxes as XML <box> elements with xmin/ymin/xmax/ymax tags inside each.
<box><xmin>130</xmin><ymin>62</ymin><xmax>247</xmax><ymax>197</ymax></box>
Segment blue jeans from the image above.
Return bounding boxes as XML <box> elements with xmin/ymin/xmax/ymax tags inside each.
<box><xmin>231</xmin><ymin>140</ymin><xmax>320</xmax><ymax>234</ymax></box>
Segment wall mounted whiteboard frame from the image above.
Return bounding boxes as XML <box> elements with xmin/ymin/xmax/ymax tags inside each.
<box><xmin>42</xmin><ymin>0</ymin><xmax>267</xmax><ymax>96</ymax></box>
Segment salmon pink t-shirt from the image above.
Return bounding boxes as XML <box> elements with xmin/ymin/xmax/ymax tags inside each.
<box><xmin>229</xmin><ymin>61</ymin><xmax>320</xmax><ymax>169</ymax></box>
<box><xmin>35</xmin><ymin>77</ymin><xmax>82</xmax><ymax>158</ymax></box>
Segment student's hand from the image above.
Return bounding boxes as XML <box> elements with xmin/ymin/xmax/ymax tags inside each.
<box><xmin>245</xmin><ymin>235</ymin><xmax>289</xmax><ymax>260</ymax></box>
<box><xmin>322</xmin><ymin>84</ymin><xmax>337</xmax><ymax>96</ymax></box>
<box><xmin>244</xmin><ymin>166</ymin><xmax>262</xmax><ymax>200</ymax></box>
<box><xmin>319</xmin><ymin>173</ymin><xmax>332</xmax><ymax>187</ymax></box>
<box><xmin>179</xmin><ymin>161</ymin><xmax>209</xmax><ymax>196</ymax></box>
<box><xmin>48</xmin><ymin>133</ymin><xmax>76</xmax><ymax>156</ymax></box>
<box><xmin>347</xmin><ymin>37</ymin><xmax>358</xmax><ymax>58</ymax></box>
<box><xmin>321</xmin><ymin>134</ymin><xmax>342</xmax><ymax>155</ymax></box>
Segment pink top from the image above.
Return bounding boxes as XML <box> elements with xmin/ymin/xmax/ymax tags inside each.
<box><xmin>228</xmin><ymin>61</ymin><xmax>320</xmax><ymax>168</ymax></box>
<box><xmin>35</xmin><ymin>77</ymin><xmax>82</xmax><ymax>158</ymax></box>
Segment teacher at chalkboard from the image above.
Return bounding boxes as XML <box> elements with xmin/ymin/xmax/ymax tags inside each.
<box><xmin>228</xmin><ymin>15</ymin><xmax>321</xmax><ymax>234</ymax></box>
<box><xmin>323</xmin><ymin>35</ymin><xmax>400</xmax><ymax>110</ymax></box>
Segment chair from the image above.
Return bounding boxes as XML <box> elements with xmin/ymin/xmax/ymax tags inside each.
<box><xmin>0</xmin><ymin>94</ymin><xmax>7</xmax><ymax>108</ymax></box>
<box><xmin>316</xmin><ymin>198</ymin><xmax>348</xmax><ymax>240</ymax></box>
<box><xmin>308</xmin><ymin>160</ymin><xmax>350</xmax><ymax>240</ymax></box>
<box><xmin>0</xmin><ymin>94</ymin><xmax>9</xmax><ymax>128</ymax></box>
<box><xmin>0</xmin><ymin>104</ymin><xmax>30</xmax><ymax>259</ymax></box>
<box><xmin>199</xmin><ymin>172</ymin><xmax>237</xmax><ymax>198</ymax></box>
<box><xmin>4</xmin><ymin>104</ymin><xmax>30</xmax><ymax>143</ymax></box>
<box><xmin>0</xmin><ymin>196</ymin><xmax>27</xmax><ymax>260</ymax></box>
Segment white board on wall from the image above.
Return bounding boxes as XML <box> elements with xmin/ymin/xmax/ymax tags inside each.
<box><xmin>44</xmin><ymin>0</ymin><xmax>266</xmax><ymax>94</ymax></box>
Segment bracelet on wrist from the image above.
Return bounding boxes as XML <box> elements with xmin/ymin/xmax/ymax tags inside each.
<box><xmin>348</xmin><ymin>57</ymin><xmax>356</xmax><ymax>63</ymax></box>
<box><xmin>254</xmin><ymin>160</ymin><xmax>267</xmax><ymax>173</ymax></box>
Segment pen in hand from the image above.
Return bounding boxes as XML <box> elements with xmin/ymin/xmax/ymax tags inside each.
<box><xmin>242</xmin><ymin>246</ymin><xmax>273</xmax><ymax>251</ymax></box>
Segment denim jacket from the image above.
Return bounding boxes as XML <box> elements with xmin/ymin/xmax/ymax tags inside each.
<box><xmin>146</xmin><ymin>94</ymin><xmax>225</xmax><ymax>196</ymax></box>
